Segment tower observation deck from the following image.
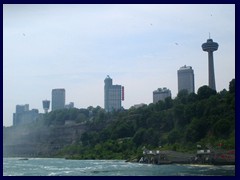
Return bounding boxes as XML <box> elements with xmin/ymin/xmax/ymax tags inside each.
<box><xmin>202</xmin><ymin>38</ymin><xmax>219</xmax><ymax>90</ymax></box>
<box><xmin>42</xmin><ymin>100</ymin><xmax>50</xmax><ymax>113</ymax></box>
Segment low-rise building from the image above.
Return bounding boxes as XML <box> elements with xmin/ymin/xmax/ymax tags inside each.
<box><xmin>153</xmin><ymin>87</ymin><xmax>171</xmax><ymax>103</ymax></box>
<box><xmin>65</xmin><ymin>102</ymin><xmax>74</xmax><ymax>109</ymax></box>
<box><xmin>131</xmin><ymin>103</ymin><xmax>146</xmax><ymax>109</ymax></box>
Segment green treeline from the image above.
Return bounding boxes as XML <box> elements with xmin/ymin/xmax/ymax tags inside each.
<box><xmin>45</xmin><ymin>79</ymin><xmax>235</xmax><ymax>160</ymax></box>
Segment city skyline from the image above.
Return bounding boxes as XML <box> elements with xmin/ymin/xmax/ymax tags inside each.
<box><xmin>3</xmin><ymin>4</ymin><xmax>235</xmax><ymax>126</ymax></box>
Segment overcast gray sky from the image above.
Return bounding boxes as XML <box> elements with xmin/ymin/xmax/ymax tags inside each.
<box><xmin>3</xmin><ymin>4</ymin><xmax>235</xmax><ymax>126</ymax></box>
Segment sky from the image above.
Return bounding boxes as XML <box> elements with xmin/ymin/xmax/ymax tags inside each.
<box><xmin>3</xmin><ymin>4</ymin><xmax>235</xmax><ymax>126</ymax></box>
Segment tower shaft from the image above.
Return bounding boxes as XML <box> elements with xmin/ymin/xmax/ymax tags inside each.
<box><xmin>208</xmin><ymin>51</ymin><xmax>216</xmax><ymax>90</ymax></box>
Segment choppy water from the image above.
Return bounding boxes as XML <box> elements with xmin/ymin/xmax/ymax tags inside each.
<box><xmin>3</xmin><ymin>158</ymin><xmax>235</xmax><ymax>176</ymax></box>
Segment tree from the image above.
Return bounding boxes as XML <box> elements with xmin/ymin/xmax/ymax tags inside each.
<box><xmin>188</xmin><ymin>93</ymin><xmax>198</xmax><ymax>103</ymax></box>
<box><xmin>185</xmin><ymin>118</ymin><xmax>209</xmax><ymax>143</ymax></box>
<box><xmin>154</xmin><ymin>101</ymin><xmax>165</xmax><ymax>111</ymax></box>
<box><xmin>80</xmin><ymin>132</ymin><xmax>90</xmax><ymax>146</ymax></box>
<box><xmin>144</xmin><ymin>128</ymin><xmax>159</xmax><ymax>146</ymax></box>
<box><xmin>184</xmin><ymin>104</ymin><xmax>196</xmax><ymax>123</ymax></box>
<box><xmin>168</xmin><ymin>130</ymin><xmax>181</xmax><ymax>144</ymax></box>
<box><xmin>177</xmin><ymin>89</ymin><xmax>189</xmax><ymax>104</ymax></box>
<box><xmin>76</xmin><ymin>113</ymin><xmax>87</xmax><ymax>123</ymax></box>
<box><xmin>219</xmin><ymin>89</ymin><xmax>227</xmax><ymax>97</ymax></box>
<box><xmin>164</xmin><ymin>97</ymin><xmax>173</xmax><ymax>109</ymax></box>
<box><xmin>133</xmin><ymin>128</ymin><xmax>146</xmax><ymax>146</ymax></box>
<box><xmin>197</xmin><ymin>85</ymin><xmax>216</xmax><ymax>100</ymax></box>
<box><xmin>213</xmin><ymin>119</ymin><xmax>231</xmax><ymax>138</ymax></box>
<box><xmin>99</xmin><ymin>128</ymin><xmax>111</xmax><ymax>142</ymax></box>
<box><xmin>69</xmin><ymin>109</ymin><xmax>78</xmax><ymax>120</ymax></box>
<box><xmin>111</xmin><ymin>122</ymin><xmax>134</xmax><ymax>139</ymax></box>
<box><xmin>229</xmin><ymin>79</ymin><xmax>235</xmax><ymax>94</ymax></box>
<box><xmin>173</xmin><ymin>104</ymin><xmax>186</xmax><ymax>127</ymax></box>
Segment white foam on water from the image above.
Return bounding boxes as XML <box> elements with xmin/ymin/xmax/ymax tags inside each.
<box><xmin>48</xmin><ymin>172</ymin><xmax>58</xmax><ymax>176</ymax></box>
<box><xmin>3</xmin><ymin>158</ymin><xmax>235</xmax><ymax>176</ymax></box>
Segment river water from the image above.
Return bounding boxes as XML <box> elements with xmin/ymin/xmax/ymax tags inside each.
<box><xmin>3</xmin><ymin>158</ymin><xmax>235</xmax><ymax>176</ymax></box>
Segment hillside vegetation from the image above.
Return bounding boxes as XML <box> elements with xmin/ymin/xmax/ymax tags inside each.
<box><xmin>52</xmin><ymin>79</ymin><xmax>235</xmax><ymax>160</ymax></box>
<box><xmin>4</xmin><ymin>79</ymin><xmax>234</xmax><ymax>159</ymax></box>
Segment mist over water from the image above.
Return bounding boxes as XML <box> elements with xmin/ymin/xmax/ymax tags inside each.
<box><xmin>3</xmin><ymin>158</ymin><xmax>235</xmax><ymax>176</ymax></box>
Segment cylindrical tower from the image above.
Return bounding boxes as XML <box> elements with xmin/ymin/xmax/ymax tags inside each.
<box><xmin>42</xmin><ymin>100</ymin><xmax>50</xmax><ymax>113</ymax></box>
<box><xmin>202</xmin><ymin>38</ymin><xmax>219</xmax><ymax>90</ymax></box>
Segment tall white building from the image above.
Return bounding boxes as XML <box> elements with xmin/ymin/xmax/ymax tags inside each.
<box><xmin>153</xmin><ymin>87</ymin><xmax>171</xmax><ymax>103</ymax></box>
<box><xmin>52</xmin><ymin>89</ymin><xmax>65</xmax><ymax>111</ymax></box>
<box><xmin>104</xmin><ymin>75</ymin><xmax>124</xmax><ymax>112</ymax></box>
<box><xmin>177</xmin><ymin>65</ymin><xmax>195</xmax><ymax>94</ymax></box>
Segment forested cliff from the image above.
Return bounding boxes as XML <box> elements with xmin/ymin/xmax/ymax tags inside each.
<box><xmin>3</xmin><ymin>79</ymin><xmax>235</xmax><ymax>159</ymax></box>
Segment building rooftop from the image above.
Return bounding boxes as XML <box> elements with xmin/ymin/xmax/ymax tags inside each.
<box><xmin>105</xmin><ymin>75</ymin><xmax>111</xmax><ymax>79</ymax></box>
<box><xmin>179</xmin><ymin>65</ymin><xmax>192</xmax><ymax>70</ymax></box>
<box><xmin>52</xmin><ymin>88</ymin><xmax>65</xmax><ymax>91</ymax></box>
<box><xmin>153</xmin><ymin>87</ymin><xmax>171</xmax><ymax>93</ymax></box>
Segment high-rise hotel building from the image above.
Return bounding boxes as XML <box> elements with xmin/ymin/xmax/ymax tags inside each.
<box><xmin>52</xmin><ymin>88</ymin><xmax>65</xmax><ymax>111</ymax></box>
<box><xmin>177</xmin><ymin>65</ymin><xmax>195</xmax><ymax>94</ymax></box>
<box><xmin>104</xmin><ymin>75</ymin><xmax>124</xmax><ymax>112</ymax></box>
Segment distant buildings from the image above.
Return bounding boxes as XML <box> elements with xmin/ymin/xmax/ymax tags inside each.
<box><xmin>131</xmin><ymin>103</ymin><xmax>146</xmax><ymax>109</ymax></box>
<box><xmin>13</xmin><ymin>88</ymin><xmax>73</xmax><ymax>126</ymax></box>
<box><xmin>10</xmin><ymin>38</ymin><xmax>220</xmax><ymax>127</ymax></box>
<box><xmin>16</xmin><ymin>104</ymin><xmax>29</xmax><ymax>113</ymax></box>
<box><xmin>153</xmin><ymin>87</ymin><xmax>171</xmax><ymax>103</ymax></box>
<box><xmin>177</xmin><ymin>65</ymin><xmax>195</xmax><ymax>94</ymax></box>
<box><xmin>13</xmin><ymin>104</ymin><xmax>39</xmax><ymax>126</ymax></box>
<box><xmin>52</xmin><ymin>89</ymin><xmax>65</xmax><ymax>111</ymax></box>
<box><xmin>104</xmin><ymin>75</ymin><xmax>124</xmax><ymax>112</ymax></box>
<box><xmin>65</xmin><ymin>102</ymin><xmax>74</xmax><ymax>109</ymax></box>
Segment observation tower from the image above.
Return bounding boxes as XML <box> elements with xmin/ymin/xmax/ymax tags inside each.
<box><xmin>42</xmin><ymin>100</ymin><xmax>50</xmax><ymax>113</ymax></box>
<box><xmin>202</xmin><ymin>37</ymin><xmax>219</xmax><ymax>90</ymax></box>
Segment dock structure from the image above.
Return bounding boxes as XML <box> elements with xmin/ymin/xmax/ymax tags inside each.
<box><xmin>138</xmin><ymin>147</ymin><xmax>235</xmax><ymax>165</ymax></box>
<box><xmin>191</xmin><ymin>148</ymin><xmax>235</xmax><ymax>165</ymax></box>
<box><xmin>139</xmin><ymin>149</ymin><xmax>193</xmax><ymax>165</ymax></box>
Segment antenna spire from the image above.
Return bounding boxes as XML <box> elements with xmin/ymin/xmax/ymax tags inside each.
<box><xmin>209</xmin><ymin>32</ymin><xmax>211</xmax><ymax>39</ymax></box>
